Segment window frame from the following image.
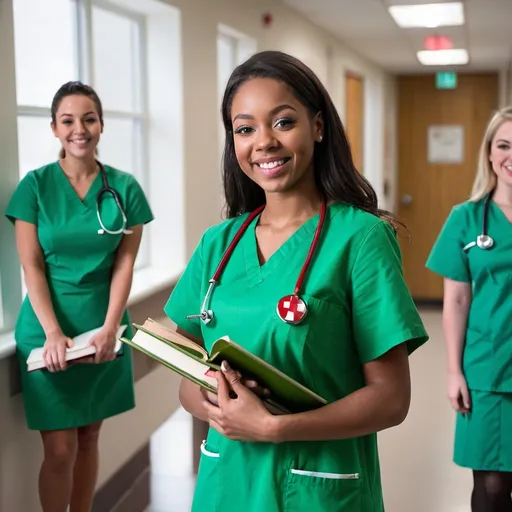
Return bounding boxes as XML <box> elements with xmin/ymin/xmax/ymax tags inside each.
<box><xmin>2</xmin><ymin>0</ymin><xmax>183</xmax><ymax>346</ymax></box>
<box><xmin>14</xmin><ymin>0</ymin><xmax>151</xmax><ymax>271</ymax></box>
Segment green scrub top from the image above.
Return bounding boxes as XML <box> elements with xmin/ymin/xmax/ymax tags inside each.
<box><xmin>164</xmin><ymin>201</ymin><xmax>428</xmax><ymax>512</ymax></box>
<box><xmin>426</xmin><ymin>197</ymin><xmax>512</xmax><ymax>392</ymax></box>
<box><xmin>5</xmin><ymin>162</ymin><xmax>154</xmax><ymax>431</ymax></box>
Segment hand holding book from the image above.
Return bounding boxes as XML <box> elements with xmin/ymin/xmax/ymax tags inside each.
<box><xmin>87</xmin><ymin>326</ymin><xmax>121</xmax><ymax>363</ymax></box>
<box><xmin>201</xmin><ymin>370</ymin><xmax>272</xmax><ymax>408</ymax></box>
<box><xmin>203</xmin><ymin>360</ymin><xmax>279</xmax><ymax>442</ymax></box>
<box><xmin>27</xmin><ymin>325</ymin><xmax>127</xmax><ymax>373</ymax></box>
<box><xmin>121</xmin><ymin>318</ymin><xmax>327</xmax><ymax>415</ymax></box>
<box><xmin>42</xmin><ymin>330</ymin><xmax>75</xmax><ymax>372</ymax></box>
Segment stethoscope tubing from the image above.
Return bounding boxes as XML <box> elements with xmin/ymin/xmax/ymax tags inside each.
<box><xmin>187</xmin><ymin>200</ymin><xmax>327</xmax><ymax>324</ymax></box>
<box><xmin>95</xmin><ymin>160</ymin><xmax>132</xmax><ymax>236</ymax></box>
<box><xmin>463</xmin><ymin>192</ymin><xmax>494</xmax><ymax>251</ymax></box>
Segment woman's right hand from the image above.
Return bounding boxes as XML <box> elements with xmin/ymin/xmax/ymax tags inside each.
<box><xmin>43</xmin><ymin>330</ymin><xmax>74</xmax><ymax>372</ymax></box>
<box><xmin>201</xmin><ymin>369</ymin><xmax>271</xmax><ymax>407</ymax></box>
<box><xmin>447</xmin><ymin>371</ymin><xmax>471</xmax><ymax>414</ymax></box>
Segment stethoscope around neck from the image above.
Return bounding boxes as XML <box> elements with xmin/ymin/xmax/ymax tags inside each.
<box><xmin>186</xmin><ymin>200</ymin><xmax>327</xmax><ymax>326</ymax></box>
<box><xmin>463</xmin><ymin>193</ymin><xmax>494</xmax><ymax>251</ymax></box>
<box><xmin>96</xmin><ymin>160</ymin><xmax>132</xmax><ymax>236</ymax></box>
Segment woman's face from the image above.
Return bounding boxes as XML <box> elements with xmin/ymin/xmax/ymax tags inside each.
<box><xmin>51</xmin><ymin>94</ymin><xmax>103</xmax><ymax>160</ymax></box>
<box><xmin>230</xmin><ymin>77</ymin><xmax>323</xmax><ymax>196</ymax></box>
<box><xmin>490</xmin><ymin>120</ymin><xmax>512</xmax><ymax>189</ymax></box>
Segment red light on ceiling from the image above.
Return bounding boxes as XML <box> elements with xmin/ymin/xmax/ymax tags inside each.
<box><xmin>424</xmin><ymin>35</ymin><xmax>453</xmax><ymax>51</ymax></box>
<box><xmin>262</xmin><ymin>12</ymin><xmax>273</xmax><ymax>27</ymax></box>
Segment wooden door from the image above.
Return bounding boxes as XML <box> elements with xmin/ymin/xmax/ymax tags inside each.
<box><xmin>397</xmin><ymin>73</ymin><xmax>499</xmax><ymax>301</ymax></box>
<box><xmin>345</xmin><ymin>72</ymin><xmax>364</xmax><ymax>173</ymax></box>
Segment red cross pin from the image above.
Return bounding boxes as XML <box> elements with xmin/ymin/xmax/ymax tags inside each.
<box><xmin>276</xmin><ymin>294</ymin><xmax>308</xmax><ymax>324</ymax></box>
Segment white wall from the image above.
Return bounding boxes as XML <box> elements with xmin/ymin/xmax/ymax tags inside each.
<box><xmin>159</xmin><ymin>0</ymin><xmax>392</xmax><ymax>256</ymax></box>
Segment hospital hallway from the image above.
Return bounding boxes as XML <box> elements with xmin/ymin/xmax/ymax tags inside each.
<box><xmin>2</xmin><ymin>0</ymin><xmax>511</xmax><ymax>510</ymax></box>
<box><xmin>146</xmin><ymin>308</ymin><xmax>473</xmax><ymax>512</ymax></box>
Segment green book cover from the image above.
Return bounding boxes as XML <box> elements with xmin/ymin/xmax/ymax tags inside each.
<box><xmin>122</xmin><ymin>320</ymin><xmax>327</xmax><ymax>414</ymax></box>
<box><xmin>208</xmin><ymin>338</ymin><xmax>327</xmax><ymax>413</ymax></box>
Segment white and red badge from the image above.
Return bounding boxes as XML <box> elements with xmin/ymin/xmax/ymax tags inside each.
<box><xmin>276</xmin><ymin>294</ymin><xmax>308</xmax><ymax>324</ymax></box>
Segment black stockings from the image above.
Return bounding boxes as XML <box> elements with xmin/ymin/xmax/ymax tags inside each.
<box><xmin>472</xmin><ymin>471</ymin><xmax>512</xmax><ymax>512</ymax></box>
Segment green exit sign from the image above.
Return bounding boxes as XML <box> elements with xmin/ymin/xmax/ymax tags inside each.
<box><xmin>436</xmin><ymin>72</ymin><xmax>457</xmax><ymax>89</ymax></box>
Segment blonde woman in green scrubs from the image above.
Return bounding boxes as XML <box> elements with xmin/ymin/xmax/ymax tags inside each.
<box><xmin>5</xmin><ymin>81</ymin><xmax>153</xmax><ymax>512</ymax></box>
<box><xmin>164</xmin><ymin>51</ymin><xmax>429</xmax><ymax>512</ymax></box>
<box><xmin>427</xmin><ymin>106</ymin><xmax>512</xmax><ymax>511</ymax></box>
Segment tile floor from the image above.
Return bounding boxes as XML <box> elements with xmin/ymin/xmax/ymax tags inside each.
<box><xmin>147</xmin><ymin>309</ymin><xmax>474</xmax><ymax>512</ymax></box>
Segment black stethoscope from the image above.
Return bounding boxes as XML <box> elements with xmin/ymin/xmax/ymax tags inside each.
<box><xmin>96</xmin><ymin>161</ymin><xmax>132</xmax><ymax>236</ymax></box>
<box><xmin>186</xmin><ymin>200</ymin><xmax>327</xmax><ymax>326</ymax></box>
<box><xmin>463</xmin><ymin>193</ymin><xmax>494</xmax><ymax>251</ymax></box>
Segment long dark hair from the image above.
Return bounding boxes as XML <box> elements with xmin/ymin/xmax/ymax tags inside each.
<box><xmin>220</xmin><ymin>51</ymin><xmax>401</xmax><ymax>231</ymax></box>
<box><xmin>51</xmin><ymin>81</ymin><xmax>103</xmax><ymax>159</ymax></box>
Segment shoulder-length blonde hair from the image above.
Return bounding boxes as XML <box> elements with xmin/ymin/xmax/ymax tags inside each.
<box><xmin>470</xmin><ymin>106</ymin><xmax>512</xmax><ymax>201</ymax></box>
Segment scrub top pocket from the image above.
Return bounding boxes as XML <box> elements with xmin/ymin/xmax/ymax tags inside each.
<box><xmin>284</xmin><ymin>467</ymin><xmax>363</xmax><ymax>512</ymax></box>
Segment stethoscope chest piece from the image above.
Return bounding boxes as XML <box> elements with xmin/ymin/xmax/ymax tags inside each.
<box><xmin>476</xmin><ymin>234</ymin><xmax>494</xmax><ymax>250</ymax></box>
<box><xmin>276</xmin><ymin>294</ymin><xmax>308</xmax><ymax>324</ymax></box>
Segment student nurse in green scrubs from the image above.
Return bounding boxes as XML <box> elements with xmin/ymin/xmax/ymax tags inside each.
<box><xmin>426</xmin><ymin>106</ymin><xmax>512</xmax><ymax>511</ymax></box>
<box><xmin>164</xmin><ymin>51</ymin><xmax>429</xmax><ymax>512</ymax></box>
<box><xmin>5</xmin><ymin>81</ymin><xmax>153</xmax><ymax>512</ymax></box>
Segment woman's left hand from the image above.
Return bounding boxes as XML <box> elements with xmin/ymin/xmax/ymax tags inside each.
<box><xmin>88</xmin><ymin>326</ymin><xmax>118</xmax><ymax>363</ymax></box>
<box><xmin>203</xmin><ymin>361</ymin><xmax>277</xmax><ymax>443</ymax></box>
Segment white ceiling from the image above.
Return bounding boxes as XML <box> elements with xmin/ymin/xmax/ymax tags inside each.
<box><xmin>281</xmin><ymin>0</ymin><xmax>512</xmax><ymax>73</ymax></box>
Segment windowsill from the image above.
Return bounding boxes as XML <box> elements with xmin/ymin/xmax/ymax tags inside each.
<box><xmin>0</xmin><ymin>331</ymin><xmax>16</xmax><ymax>360</ymax></box>
<box><xmin>128</xmin><ymin>265</ymin><xmax>180</xmax><ymax>306</ymax></box>
<box><xmin>0</xmin><ymin>265</ymin><xmax>181</xmax><ymax>361</ymax></box>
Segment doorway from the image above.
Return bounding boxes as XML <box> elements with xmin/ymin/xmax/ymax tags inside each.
<box><xmin>396</xmin><ymin>73</ymin><xmax>499</xmax><ymax>301</ymax></box>
<box><xmin>345</xmin><ymin>71</ymin><xmax>365</xmax><ymax>173</ymax></box>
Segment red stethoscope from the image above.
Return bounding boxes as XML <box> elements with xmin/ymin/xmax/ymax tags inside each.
<box><xmin>186</xmin><ymin>200</ymin><xmax>326</xmax><ymax>326</ymax></box>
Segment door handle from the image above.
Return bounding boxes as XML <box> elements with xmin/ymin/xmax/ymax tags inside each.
<box><xmin>401</xmin><ymin>194</ymin><xmax>413</xmax><ymax>206</ymax></box>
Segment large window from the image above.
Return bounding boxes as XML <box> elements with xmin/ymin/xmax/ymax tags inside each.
<box><xmin>216</xmin><ymin>26</ymin><xmax>256</xmax><ymax>211</ymax></box>
<box><xmin>13</xmin><ymin>0</ymin><xmax>149</xmax><ymax>267</ymax></box>
<box><xmin>1</xmin><ymin>0</ymin><xmax>183</xmax><ymax>339</ymax></box>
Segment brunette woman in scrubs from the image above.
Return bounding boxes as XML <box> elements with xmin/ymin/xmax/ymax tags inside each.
<box><xmin>5</xmin><ymin>81</ymin><xmax>153</xmax><ymax>512</ymax></box>
<box><xmin>427</xmin><ymin>106</ymin><xmax>512</xmax><ymax>511</ymax></box>
<box><xmin>164</xmin><ymin>51</ymin><xmax>428</xmax><ymax>512</ymax></box>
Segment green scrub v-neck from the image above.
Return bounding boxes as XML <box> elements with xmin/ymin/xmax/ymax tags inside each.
<box><xmin>242</xmin><ymin>210</ymin><xmax>318</xmax><ymax>285</ymax></box>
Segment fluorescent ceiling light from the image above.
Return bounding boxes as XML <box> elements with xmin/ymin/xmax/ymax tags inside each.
<box><xmin>389</xmin><ymin>2</ymin><xmax>464</xmax><ymax>28</ymax></box>
<box><xmin>417</xmin><ymin>49</ymin><xmax>468</xmax><ymax>66</ymax></box>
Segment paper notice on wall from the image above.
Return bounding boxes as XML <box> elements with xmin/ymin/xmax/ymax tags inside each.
<box><xmin>427</xmin><ymin>125</ymin><xmax>464</xmax><ymax>164</ymax></box>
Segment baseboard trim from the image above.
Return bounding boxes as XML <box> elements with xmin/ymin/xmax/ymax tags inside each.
<box><xmin>92</xmin><ymin>442</ymin><xmax>150</xmax><ymax>512</ymax></box>
<box><xmin>413</xmin><ymin>299</ymin><xmax>443</xmax><ymax>309</ymax></box>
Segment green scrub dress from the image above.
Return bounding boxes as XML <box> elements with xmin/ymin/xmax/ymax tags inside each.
<box><xmin>164</xmin><ymin>202</ymin><xmax>428</xmax><ymax>512</ymax></box>
<box><xmin>5</xmin><ymin>162</ymin><xmax>154</xmax><ymax>431</ymax></box>
<box><xmin>426</xmin><ymin>197</ymin><xmax>512</xmax><ymax>471</ymax></box>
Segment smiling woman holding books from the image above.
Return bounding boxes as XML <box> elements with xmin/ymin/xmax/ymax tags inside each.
<box><xmin>164</xmin><ymin>51</ymin><xmax>429</xmax><ymax>512</ymax></box>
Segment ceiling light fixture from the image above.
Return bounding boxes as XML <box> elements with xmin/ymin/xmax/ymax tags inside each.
<box><xmin>388</xmin><ymin>2</ymin><xmax>464</xmax><ymax>28</ymax></box>
<box><xmin>417</xmin><ymin>49</ymin><xmax>469</xmax><ymax>66</ymax></box>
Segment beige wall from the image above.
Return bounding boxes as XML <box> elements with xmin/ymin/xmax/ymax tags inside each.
<box><xmin>165</xmin><ymin>0</ymin><xmax>393</xmax><ymax>256</ymax></box>
<box><xmin>383</xmin><ymin>74</ymin><xmax>398</xmax><ymax>212</ymax></box>
<box><xmin>0</xmin><ymin>0</ymin><xmax>391</xmax><ymax>509</ymax></box>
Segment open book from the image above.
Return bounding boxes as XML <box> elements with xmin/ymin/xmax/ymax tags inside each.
<box><xmin>120</xmin><ymin>318</ymin><xmax>327</xmax><ymax>414</ymax></box>
<box><xmin>26</xmin><ymin>325</ymin><xmax>127</xmax><ymax>372</ymax></box>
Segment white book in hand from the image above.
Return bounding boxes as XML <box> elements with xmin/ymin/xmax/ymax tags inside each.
<box><xmin>26</xmin><ymin>325</ymin><xmax>127</xmax><ymax>372</ymax></box>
